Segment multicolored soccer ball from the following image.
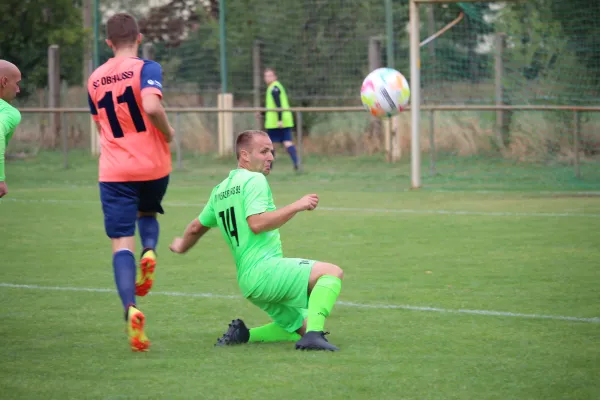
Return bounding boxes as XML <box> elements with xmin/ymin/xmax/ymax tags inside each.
<box><xmin>361</xmin><ymin>68</ymin><xmax>411</xmax><ymax>118</ymax></box>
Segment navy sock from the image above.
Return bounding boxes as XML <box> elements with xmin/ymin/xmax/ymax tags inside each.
<box><xmin>113</xmin><ymin>249</ymin><xmax>136</xmax><ymax>311</ymax></box>
<box><xmin>138</xmin><ymin>216</ymin><xmax>159</xmax><ymax>250</ymax></box>
<box><xmin>286</xmin><ymin>145</ymin><xmax>298</xmax><ymax>167</ymax></box>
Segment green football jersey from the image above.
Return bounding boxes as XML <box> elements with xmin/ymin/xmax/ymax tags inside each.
<box><xmin>0</xmin><ymin>99</ymin><xmax>22</xmax><ymax>181</ymax></box>
<box><xmin>199</xmin><ymin>169</ymin><xmax>283</xmax><ymax>285</ymax></box>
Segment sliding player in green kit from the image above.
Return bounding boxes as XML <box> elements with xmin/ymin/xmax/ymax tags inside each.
<box><xmin>169</xmin><ymin>130</ymin><xmax>344</xmax><ymax>351</ymax></box>
<box><xmin>0</xmin><ymin>60</ymin><xmax>22</xmax><ymax>198</ymax></box>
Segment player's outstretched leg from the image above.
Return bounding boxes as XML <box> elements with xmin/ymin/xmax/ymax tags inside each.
<box><xmin>127</xmin><ymin>304</ymin><xmax>150</xmax><ymax>352</ymax></box>
<box><xmin>295</xmin><ymin>262</ymin><xmax>343</xmax><ymax>351</ymax></box>
<box><xmin>249</xmin><ymin>322</ymin><xmax>301</xmax><ymax>343</ymax></box>
<box><xmin>136</xmin><ymin>213</ymin><xmax>159</xmax><ymax>296</ymax></box>
<box><xmin>216</xmin><ymin>320</ymin><xmax>301</xmax><ymax>346</ymax></box>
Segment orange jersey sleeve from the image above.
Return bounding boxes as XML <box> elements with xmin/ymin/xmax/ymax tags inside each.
<box><xmin>87</xmin><ymin>57</ymin><xmax>171</xmax><ymax>182</ymax></box>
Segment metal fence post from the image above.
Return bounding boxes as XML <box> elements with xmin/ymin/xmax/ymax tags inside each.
<box><xmin>574</xmin><ymin>110</ymin><xmax>581</xmax><ymax>179</ymax></box>
<box><xmin>48</xmin><ymin>45</ymin><xmax>61</xmax><ymax>149</ymax></box>
<box><xmin>61</xmin><ymin>111</ymin><xmax>68</xmax><ymax>169</ymax></box>
<box><xmin>296</xmin><ymin>111</ymin><xmax>303</xmax><ymax>172</ymax></box>
<box><xmin>429</xmin><ymin>110</ymin><xmax>435</xmax><ymax>176</ymax></box>
<box><xmin>409</xmin><ymin>0</ymin><xmax>421</xmax><ymax>189</ymax></box>
<box><xmin>495</xmin><ymin>32</ymin><xmax>507</xmax><ymax>149</ymax></box>
<box><xmin>253</xmin><ymin>40</ymin><xmax>263</xmax><ymax>130</ymax></box>
<box><xmin>175</xmin><ymin>112</ymin><xmax>182</xmax><ymax>170</ymax></box>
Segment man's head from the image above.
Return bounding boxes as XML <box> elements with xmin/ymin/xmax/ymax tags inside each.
<box><xmin>105</xmin><ymin>13</ymin><xmax>142</xmax><ymax>53</ymax></box>
<box><xmin>264</xmin><ymin>68</ymin><xmax>277</xmax><ymax>85</ymax></box>
<box><xmin>0</xmin><ymin>60</ymin><xmax>21</xmax><ymax>103</ymax></box>
<box><xmin>236</xmin><ymin>130</ymin><xmax>274</xmax><ymax>175</ymax></box>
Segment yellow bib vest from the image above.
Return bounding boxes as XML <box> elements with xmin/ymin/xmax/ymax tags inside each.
<box><xmin>265</xmin><ymin>81</ymin><xmax>294</xmax><ymax>129</ymax></box>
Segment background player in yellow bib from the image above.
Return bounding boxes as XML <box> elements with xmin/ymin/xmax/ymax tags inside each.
<box><xmin>259</xmin><ymin>68</ymin><xmax>299</xmax><ymax>171</ymax></box>
<box><xmin>0</xmin><ymin>60</ymin><xmax>22</xmax><ymax>198</ymax></box>
<box><xmin>169</xmin><ymin>130</ymin><xmax>344</xmax><ymax>351</ymax></box>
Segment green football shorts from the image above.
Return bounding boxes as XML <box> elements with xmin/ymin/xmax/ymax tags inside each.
<box><xmin>243</xmin><ymin>257</ymin><xmax>315</xmax><ymax>333</ymax></box>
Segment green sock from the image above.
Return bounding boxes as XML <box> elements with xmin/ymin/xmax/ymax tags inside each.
<box><xmin>249</xmin><ymin>322</ymin><xmax>301</xmax><ymax>343</ymax></box>
<box><xmin>306</xmin><ymin>275</ymin><xmax>342</xmax><ymax>333</ymax></box>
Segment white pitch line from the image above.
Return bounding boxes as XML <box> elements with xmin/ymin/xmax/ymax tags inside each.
<box><xmin>3</xmin><ymin>198</ymin><xmax>600</xmax><ymax>218</ymax></box>
<box><xmin>8</xmin><ymin>185</ymin><xmax>600</xmax><ymax>196</ymax></box>
<box><xmin>317</xmin><ymin>206</ymin><xmax>600</xmax><ymax>218</ymax></box>
<box><xmin>0</xmin><ymin>283</ymin><xmax>598</xmax><ymax>324</ymax></box>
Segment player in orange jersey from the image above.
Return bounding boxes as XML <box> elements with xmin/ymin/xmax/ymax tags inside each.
<box><xmin>87</xmin><ymin>12</ymin><xmax>174</xmax><ymax>352</ymax></box>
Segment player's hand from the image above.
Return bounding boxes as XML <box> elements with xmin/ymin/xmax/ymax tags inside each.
<box><xmin>277</xmin><ymin>121</ymin><xmax>283</xmax><ymax>128</ymax></box>
<box><xmin>169</xmin><ymin>237</ymin><xmax>185</xmax><ymax>253</ymax></box>
<box><xmin>294</xmin><ymin>194</ymin><xmax>319</xmax><ymax>212</ymax></box>
<box><xmin>0</xmin><ymin>181</ymin><xmax>7</xmax><ymax>198</ymax></box>
<box><xmin>164</xmin><ymin>126</ymin><xmax>175</xmax><ymax>143</ymax></box>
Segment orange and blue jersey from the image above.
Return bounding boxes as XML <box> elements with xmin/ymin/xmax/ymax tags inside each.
<box><xmin>87</xmin><ymin>57</ymin><xmax>171</xmax><ymax>182</ymax></box>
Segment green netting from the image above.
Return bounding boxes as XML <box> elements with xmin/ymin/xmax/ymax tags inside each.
<box><xmin>420</xmin><ymin>1</ymin><xmax>600</xmax><ymax>106</ymax></box>
<box><xmin>12</xmin><ymin>0</ymin><xmax>600</xmax><ymax>108</ymax></box>
<box><xmin>140</xmin><ymin>0</ymin><xmax>405</xmax><ymax>104</ymax></box>
<box><xmin>115</xmin><ymin>0</ymin><xmax>600</xmax><ymax>106</ymax></box>
<box><xmin>7</xmin><ymin>0</ymin><xmax>600</xmax><ymax>185</ymax></box>
<box><xmin>416</xmin><ymin>1</ymin><xmax>599</xmax><ymax>183</ymax></box>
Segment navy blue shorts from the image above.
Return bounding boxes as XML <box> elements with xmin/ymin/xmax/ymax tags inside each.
<box><xmin>267</xmin><ymin>128</ymin><xmax>293</xmax><ymax>143</ymax></box>
<box><xmin>99</xmin><ymin>175</ymin><xmax>169</xmax><ymax>238</ymax></box>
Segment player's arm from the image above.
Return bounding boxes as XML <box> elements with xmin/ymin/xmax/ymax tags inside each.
<box><xmin>142</xmin><ymin>95</ymin><xmax>173</xmax><ymax>143</ymax></box>
<box><xmin>170</xmin><ymin>191</ymin><xmax>218</xmax><ymax>254</ymax></box>
<box><xmin>244</xmin><ymin>175</ymin><xmax>319</xmax><ymax>234</ymax></box>
<box><xmin>247</xmin><ymin>201</ymin><xmax>310</xmax><ymax>234</ymax></box>
<box><xmin>0</xmin><ymin>123</ymin><xmax>9</xmax><ymax>197</ymax></box>
<box><xmin>0</xmin><ymin>106</ymin><xmax>21</xmax><ymax>196</ymax></box>
<box><xmin>0</xmin><ymin>120</ymin><xmax>18</xmax><ymax>197</ymax></box>
<box><xmin>272</xmin><ymin>86</ymin><xmax>283</xmax><ymax>123</ymax></box>
<box><xmin>169</xmin><ymin>219</ymin><xmax>211</xmax><ymax>254</ymax></box>
<box><xmin>140</xmin><ymin>61</ymin><xmax>173</xmax><ymax>143</ymax></box>
<box><xmin>0</xmin><ymin>124</ymin><xmax>7</xmax><ymax>180</ymax></box>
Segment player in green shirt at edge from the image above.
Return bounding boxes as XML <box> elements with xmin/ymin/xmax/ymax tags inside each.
<box><xmin>0</xmin><ymin>60</ymin><xmax>22</xmax><ymax>198</ymax></box>
<box><xmin>169</xmin><ymin>130</ymin><xmax>344</xmax><ymax>351</ymax></box>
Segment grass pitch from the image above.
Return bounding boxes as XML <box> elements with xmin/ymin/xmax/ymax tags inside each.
<box><xmin>1</xmin><ymin>151</ymin><xmax>599</xmax><ymax>400</ymax></box>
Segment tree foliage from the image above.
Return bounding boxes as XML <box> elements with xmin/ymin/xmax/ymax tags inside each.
<box><xmin>3</xmin><ymin>0</ymin><xmax>597</xmax><ymax>107</ymax></box>
<box><xmin>0</xmin><ymin>0</ymin><xmax>85</xmax><ymax>97</ymax></box>
<box><xmin>496</xmin><ymin>0</ymin><xmax>599</xmax><ymax>103</ymax></box>
<box><xmin>139</xmin><ymin>0</ymin><xmax>199</xmax><ymax>48</ymax></box>
<box><xmin>149</xmin><ymin>0</ymin><xmax>410</xmax><ymax>104</ymax></box>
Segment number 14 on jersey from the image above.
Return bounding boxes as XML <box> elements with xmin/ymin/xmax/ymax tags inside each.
<box><xmin>219</xmin><ymin>207</ymin><xmax>239</xmax><ymax>247</ymax></box>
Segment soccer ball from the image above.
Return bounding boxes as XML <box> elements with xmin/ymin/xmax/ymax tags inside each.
<box><xmin>360</xmin><ymin>68</ymin><xmax>411</xmax><ymax>118</ymax></box>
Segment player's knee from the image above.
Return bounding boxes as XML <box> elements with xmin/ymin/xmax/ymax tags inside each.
<box><xmin>283</xmin><ymin>140</ymin><xmax>294</xmax><ymax>148</ymax></box>
<box><xmin>330</xmin><ymin>264</ymin><xmax>344</xmax><ymax>280</ymax></box>
<box><xmin>314</xmin><ymin>262</ymin><xmax>343</xmax><ymax>280</ymax></box>
<box><xmin>111</xmin><ymin>236</ymin><xmax>136</xmax><ymax>254</ymax></box>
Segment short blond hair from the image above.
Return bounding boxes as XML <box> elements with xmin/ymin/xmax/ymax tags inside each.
<box><xmin>235</xmin><ymin>130</ymin><xmax>268</xmax><ymax>160</ymax></box>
